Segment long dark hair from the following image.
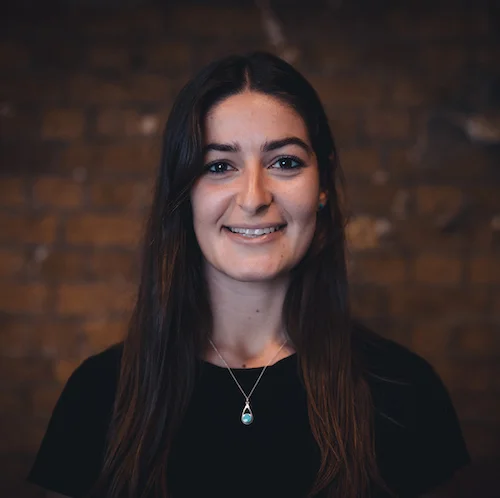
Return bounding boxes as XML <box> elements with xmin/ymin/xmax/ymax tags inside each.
<box><xmin>92</xmin><ymin>51</ymin><xmax>381</xmax><ymax>498</ymax></box>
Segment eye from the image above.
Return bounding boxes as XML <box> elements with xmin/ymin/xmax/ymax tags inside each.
<box><xmin>270</xmin><ymin>156</ymin><xmax>304</xmax><ymax>170</ymax></box>
<box><xmin>205</xmin><ymin>162</ymin><xmax>234</xmax><ymax>174</ymax></box>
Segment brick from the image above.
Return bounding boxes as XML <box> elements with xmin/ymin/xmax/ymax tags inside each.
<box><xmin>95</xmin><ymin>110</ymin><xmax>163</xmax><ymax>137</ymax></box>
<box><xmin>385</xmin><ymin>147</ymin><xmax>417</xmax><ymax>180</ymax></box>
<box><xmin>57</xmin><ymin>142</ymin><xmax>160</xmax><ymax>176</ymax></box>
<box><xmin>31</xmin><ymin>384</ymin><xmax>64</xmax><ymax>417</ymax></box>
<box><xmin>412</xmin><ymin>254</ymin><xmax>463</xmax><ymax>284</ymax></box>
<box><xmin>341</xmin><ymin>148</ymin><xmax>381</xmax><ymax>177</ymax></box>
<box><xmin>0</xmin><ymin>283</ymin><xmax>48</xmax><ymax>313</ymax></box>
<box><xmin>0</xmin><ymin>317</ymin><xmax>83</xmax><ymax>358</ymax></box>
<box><xmin>460</xmin><ymin>362</ymin><xmax>498</xmax><ymax>392</ymax></box>
<box><xmin>351</xmin><ymin>255</ymin><xmax>407</xmax><ymax>284</ymax></box>
<box><xmin>0</xmin><ymin>249</ymin><xmax>25</xmax><ymax>277</ymax></box>
<box><xmin>363</xmin><ymin>110</ymin><xmax>412</xmax><ymax>140</ymax></box>
<box><xmin>41</xmin><ymin>109</ymin><xmax>85</xmax><ymax>140</ymax></box>
<box><xmin>88</xmin><ymin>251</ymin><xmax>138</xmax><ymax>281</ymax></box>
<box><xmin>54</xmin><ymin>359</ymin><xmax>82</xmax><ymax>384</ymax></box>
<box><xmin>0</xmin><ymin>177</ymin><xmax>25</xmax><ymax>206</ymax></box>
<box><xmin>85</xmin><ymin>7</ymin><xmax>165</xmax><ymax>36</ymax></box>
<box><xmin>0</xmin><ymin>415</ymin><xmax>47</xmax><ymax>452</ymax></box>
<box><xmin>346</xmin><ymin>215</ymin><xmax>391</xmax><ymax>251</ymax></box>
<box><xmin>56</xmin><ymin>282</ymin><xmax>135</xmax><ymax>315</ymax></box>
<box><xmin>0</xmin><ymin>389</ymin><xmax>27</xmax><ymax>415</ymax></box>
<box><xmin>82</xmin><ymin>319</ymin><xmax>126</xmax><ymax>354</ymax></box>
<box><xmin>327</xmin><ymin>110</ymin><xmax>359</xmax><ymax>146</ymax></box>
<box><xmin>298</xmin><ymin>40</ymin><xmax>360</xmax><ymax>74</ymax></box>
<box><xmin>68</xmin><ymin>74</ymin><xmax>171</xmax><ymax>104</ymax></box>
<box><xmin>87</xmin><ymin>45</ymin><xmax>129</xmax><ymax>69</ymax></box>
<box><xmin>144</xmin><ymin>42</ymin><xmax>192</xmax><ymax>71</ymax></box>
<box><xmin>461</xmin><ymin>421</ymin><xmax>500</xmax><ymax>459</ymax></box>
<box><xmin>0</xmin><ymin>74</ymin><xmax>65</xmax><ymax>104</ymax></box>
<box><xmin>0</xmin><ymin>213</ymin><xmax>58</xmax><ymax>244</ymax></box>
<box><xmin>419</xmin><ymin>46</ymin><xmax>469</xmax><ymax>75</ymax></box>
<box><xmin>466</xmin><ymin>222</ymin><xmax>496</xmax><ymax>253</ymax></box>
<box><xmin>308</xmin><ymin>76</ymin><xmax>383</xmax><ymax>107</ymax></box>
<box><xmin>387</xmin><ymin>77</ymin><xmax>429</xmax><ymax>107</ymax></box>
<box><xmin>416</xmin><ymin>186</ymin><xmax>463</xmax><ymax>216</ymax></box>
<box><xmin>395</xmin><ymin>217</ymin><xmax>465</xmax><ymax>253</ymax></box>
<box><xmin>425</xmin><ymin>146</ymin><xmax>493</xmax><ymax>182</ymax></box>
<box><xmin>0</xmin><ymin>358</ymin><xmax>53</xmax><ymax>386</ymax></box>
<box><xmin>388</xmin><ymin>10</ymin><xmax>484</xmax><ymax>39</ymax></box>
<box><xmin>350</xmin><ymin>284</ymin><xmax>388</xmax><ymax>318</ymax></box>
<box><xmin>390</xmin><ymin>286</ymin><xmax>488</xmax><ymax>317</ymax></box>
<box><xmin>452</xmin><ymin>323</ymin><xmax>500</xmax><ymax>358</ymax></box>
<box><xmin>89</xmin><ymin>180</ymin><xmax>152</xmax><ymax>209</ymax></box>
<box><xmin>64</xmin><ymin>214</ymin><xmax>143</xmax><ymax>247</ymax></box>
<box><xmin>411</xmin><ymin>320</ymin><xmax>453</xmax><ymax>358</ymax></box>
<box><xmin>469</xmin><ymin>256</ymin><xmax>500</xmax><ymax>284</ymax></box>
<box><xmin>359</xmin><ymin>42</ymin><xmax>419</xmax><ymax>73</ymax></box>
<box><xmin>166</xmin><ymin>6</ymin><xmax>261</xmax><ymax>37</ymax></box>
<box><xmin>36</xmin><ymin>249</ymin><xmax>88</xmax><ymax>280</ymax></box>
<box><xmin>492</xmin><ymin>291</ymin><xmax>500</xmax><ymax>316</ymax></box>
<box><xmin>0</xmin><ymin>42</ymin><xmax>29</xmax><ymax>69</ymax></box>
<box><xmin>347</xmin><ymin>185</ymin><xmax>400</xmax><ymax>216</ymax></box>
<box><xmin>0</xmin><ymin>109</ymin><xmax>39</xmax><ymax>140</ymax></box>
<box><xmin>0</xmin><ymin>143</ymin><xmax>58</xmax><ymax>175</ymax></box>
<box><xmin>33</xmin><ymin>177</ymin><xmax>84</xmax><ymax>208</ymax></box>
<box><xmin>453</xmin><ymin>392</ymin><xmax>500</xmax><ymax>423</ymax></box>
<box><xmin>471</xmin><ymin>186</ymin><xmax>500</xmax><ymax>213</ymax></box>
<box><xmin>0</xmin><ymin>455</ymin><xmax>47</xmax><ymax>498</ymax></box>
<box><xmin>68</xmin><ymin>74</ymin><xmax>129</xmax><ymax>103</ymax></box>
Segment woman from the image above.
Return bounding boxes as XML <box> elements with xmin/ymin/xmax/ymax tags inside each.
<box><xmin>27</xmin><ymin>52</ymin><xmax>469</xmax><ymax>498</ymax></box>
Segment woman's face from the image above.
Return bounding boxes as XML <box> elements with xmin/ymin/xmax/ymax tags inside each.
<box><xmin>191</xmin><ymin>90</ymin><xmax>325</xmax><ymax>283</ymax></box>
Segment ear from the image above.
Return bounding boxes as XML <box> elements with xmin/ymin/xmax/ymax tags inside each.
<box><xmin>319</xmin><ymin>191</ymin><xmax>328</xmax><ymax>206</ymax></box>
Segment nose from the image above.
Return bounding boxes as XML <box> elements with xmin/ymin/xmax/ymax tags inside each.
<box><xmin>236</xmin><ymin>161</ymin><xmax>273</xmax><ymax>214</ymax></box>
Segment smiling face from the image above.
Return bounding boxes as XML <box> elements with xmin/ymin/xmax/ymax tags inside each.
<box><xmin>190</xmin><ymin>91</ymin><xmax>326</xmax><ymax>283</ymax></box>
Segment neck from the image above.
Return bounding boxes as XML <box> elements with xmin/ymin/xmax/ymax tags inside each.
<box><xmin>204</xmin><ymin>265</ymin><xmax>293</xmax><ymax>367</ymax></box>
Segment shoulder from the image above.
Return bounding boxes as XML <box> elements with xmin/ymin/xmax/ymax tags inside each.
<box><xmin>353</xmin><ymin>320</ymin><xmax>437</xmax><ymax>387</ymax></box>
<box><xmin>27</xmin><ymin>343</ymin><xmax>124</xmax><ymax>496</ymax></box>
<box><xmin>353</xmin><ymin>321</ymin><xmax>470</xmax><ymax>496</ymax></box>
<box><xmin>60</xmin><ymin>342</ymin><xmax>123</xmax><ymax>411</ymax></box>
<box><xmin>71</xmin><ymin>342</ymin><xmax>123</xmax><ymax>386</ymax></box>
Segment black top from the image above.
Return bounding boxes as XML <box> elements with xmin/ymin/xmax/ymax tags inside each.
<box><xmin>27</xmin><ymin>326</ymin><xmax>470</xmax><ymax>498</ymax></box>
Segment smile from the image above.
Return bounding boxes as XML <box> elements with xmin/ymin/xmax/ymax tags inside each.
<box><xmin>224</xmin><ymin>225</ymin><xmax>287</xmax><ymax>237</ymax></box>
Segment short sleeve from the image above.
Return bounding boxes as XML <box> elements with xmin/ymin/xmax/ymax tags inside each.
<box><xmin>27</xmin><ymin>354</ymin><xmax>116</xmax><ymax>497</ymax></box>
<box><xmin>409</xmin><ymin>363</ymin><xmax>470</xmax><ymax>495</ymax></box>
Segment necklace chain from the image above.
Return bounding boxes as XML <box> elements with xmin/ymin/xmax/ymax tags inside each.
<box><xmin>208</xmin><ymin>338</ymin><xmax>288</xmax><ymax>403</ymax></box>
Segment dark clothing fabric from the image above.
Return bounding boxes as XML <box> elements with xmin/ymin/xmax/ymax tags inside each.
<box><xmin>27</xmin><ymin>325</ymin><xmax>470</xmax><ymax>498</ymax></box>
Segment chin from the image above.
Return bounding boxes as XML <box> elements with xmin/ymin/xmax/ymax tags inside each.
<box><xmin>221</xmin><ymin>263</ymin><xmax>289</xmax><ymax>283</ymax></box>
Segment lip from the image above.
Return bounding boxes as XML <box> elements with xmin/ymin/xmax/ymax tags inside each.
<box><xmin>223</xmin><ymin>224</ymin><xmax>287</xmax><ymax>244</ymax></box>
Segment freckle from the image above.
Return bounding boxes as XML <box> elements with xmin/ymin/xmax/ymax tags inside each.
<box><xmin>242</xmin><ymin>364</ymin><xmax>247</xmax><ymax>368</ymax></box>
<box><xmin>256</xmin><ymin>309</ymin><xmax>260</xmax><ymax>313</ymax></box>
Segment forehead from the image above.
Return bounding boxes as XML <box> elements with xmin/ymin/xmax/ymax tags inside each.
<box><xmin>204</xmin><ymin>91</ymin><xmax>309</xmax><ymax>144</ymax></box>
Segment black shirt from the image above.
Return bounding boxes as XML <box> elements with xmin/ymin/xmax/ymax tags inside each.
<box><xmin>27</xmin><ymin>326</ymin><xmax>470</xmax><ymax>498</ymax></box>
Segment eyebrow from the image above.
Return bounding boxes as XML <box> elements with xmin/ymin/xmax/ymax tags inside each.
<box><xmin>202</xmin><ymin>136</ymin><xmax>312</xmax><ymax>156</ymax></box>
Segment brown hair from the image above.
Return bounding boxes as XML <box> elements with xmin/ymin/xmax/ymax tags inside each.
<box><xmin>91</xmin><ymin>51</ymin><xmax>383</xmax><ymax>498</ymax></box>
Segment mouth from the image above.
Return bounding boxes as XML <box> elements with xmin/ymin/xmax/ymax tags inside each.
<box><xmin>223</xmin><ymin>224</ymin><xmax>287</xmax><ymax>238</ymax></box>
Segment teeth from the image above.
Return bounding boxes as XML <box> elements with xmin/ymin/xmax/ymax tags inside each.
<box><xmin>228</xmin><ymin>226</ymin><xmax>283</xmax><ymax>236</ymax></box>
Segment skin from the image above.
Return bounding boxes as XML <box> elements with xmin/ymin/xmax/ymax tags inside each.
<box><xmin>191</xmin><ymin>90</ymin><xmax>326</xmax><ymax>367</ymax></box>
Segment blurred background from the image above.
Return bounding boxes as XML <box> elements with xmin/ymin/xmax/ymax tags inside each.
<box><xmin>0</xmin><ymin>0</ymin><xmax>499</xmax><ymax>496</ymax></box>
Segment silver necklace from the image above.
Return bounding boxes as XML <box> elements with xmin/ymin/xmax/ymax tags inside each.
<box><xmin>208</xmin><ymin>338</ymin><xmax>288</xmax><ymax>426</ymax></box>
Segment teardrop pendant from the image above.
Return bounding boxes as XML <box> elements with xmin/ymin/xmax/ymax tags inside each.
<box><xmin>241</xmin><ymin>401</ymin><xmax>254</xmax><ymax>425</ymax></box>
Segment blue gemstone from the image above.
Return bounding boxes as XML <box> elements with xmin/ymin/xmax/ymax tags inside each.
<box><xmin>241</xmin><ymin>413</ymin><xmax>253</xmax><ymax>425</ymax></box>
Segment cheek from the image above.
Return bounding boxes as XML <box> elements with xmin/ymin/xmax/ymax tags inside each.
<box><xmin>191</xmin><ymin>183</ymin><xmax>229</xmax><ymax>233</ymax></box>
<box><xmin>281</xmin><ymin>183</ymin><xmax>319</xmax><ymax>223</ymax></box>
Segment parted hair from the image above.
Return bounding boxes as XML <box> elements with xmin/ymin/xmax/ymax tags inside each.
<box><xmin>90</xmin><ymin>51</ymin><xmax>383</xmax><ymax>498</ymax></box>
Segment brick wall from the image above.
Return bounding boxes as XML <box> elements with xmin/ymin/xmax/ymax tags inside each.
<box><xmin>1</xmin><ymin>2</ymin><xmax>499</xmax><ymax>497</ymax></box>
